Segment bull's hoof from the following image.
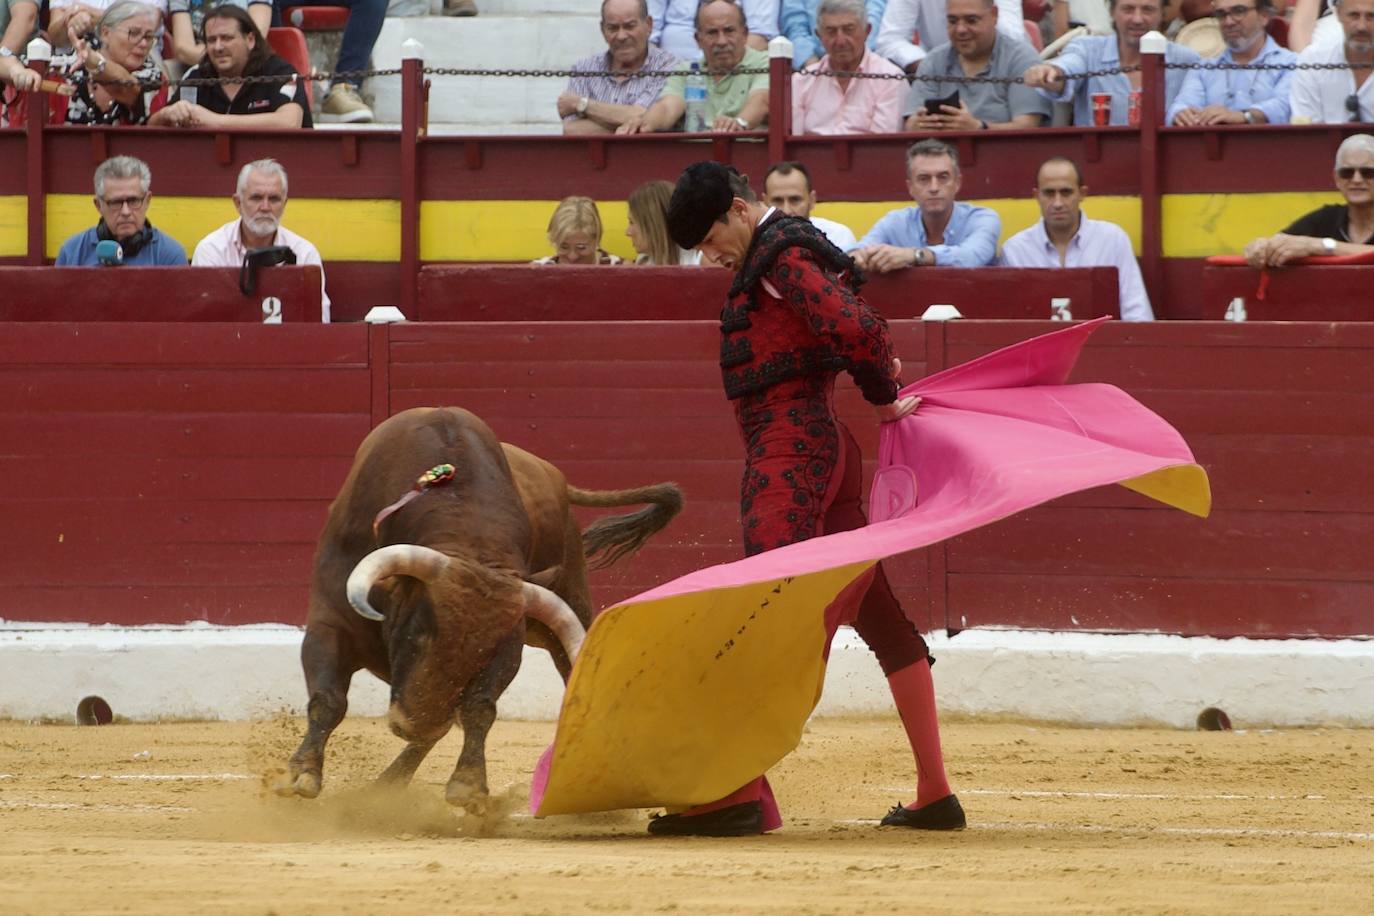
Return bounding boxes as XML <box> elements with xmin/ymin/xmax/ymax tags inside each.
<box><xmin>274</xmin><ymin>771</ymin><xmax>322</xmax><ymax>799</ymax></box>
<box><xmin>445</xmin><ymin>778</ymin><xmax>487</xmax><ymax>813</ymax></box>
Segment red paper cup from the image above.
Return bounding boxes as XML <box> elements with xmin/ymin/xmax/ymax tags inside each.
<box><xmin>1128</xmin><ymin>90</ymin><xmax>1143</xmax><ymax>127</ymax></box>
<box><xmin>1091</xmin><ymin>92</ymin><xmax>1112</xmax><ymax>127</ymax></box>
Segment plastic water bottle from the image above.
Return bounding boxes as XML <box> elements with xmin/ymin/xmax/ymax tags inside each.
<box><xmin>684</xmin><ymin>62</ymin><xmax>708</xmax><ymax>133</ymax></box>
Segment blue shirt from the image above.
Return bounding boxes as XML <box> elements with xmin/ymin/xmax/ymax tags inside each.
<box><xmin>1040</xmin><ymin>35</ymin><xmax>1201</xmax><ymax>126</ymax></box>
<box><xmin>1165</xmin><ymin>35</ymin><xmax>1296</xmax><ymax>125</ymax></box>
<box><xmin>55</xmin><ymin>225</ymin><xmax>189</xmax><ymax>266</ymax></box>
<box><xmin>779</xmin><ymin>0</ymin><xmax>889</xmax><ymax>69</ymax></box>
<box><xmin>857</xmin><ymin>201</ymin><xmax>1001</xmax><ymax>267</ymax></box>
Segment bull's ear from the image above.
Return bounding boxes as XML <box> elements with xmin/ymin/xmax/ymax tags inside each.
<box><xmin>525</xmin><ymin>566</ymin><xmax>563</xmax><ymax>590</ymax></box>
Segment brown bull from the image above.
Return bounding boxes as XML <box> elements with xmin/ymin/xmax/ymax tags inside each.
<box><xmin>276</xmin><ymin>407</ymin><xmax>682</xmax><ymax>807</ymax></box>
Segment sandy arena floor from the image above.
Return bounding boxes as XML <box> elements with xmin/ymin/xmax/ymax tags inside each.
<box><xmin>1</xmin><ymin>715</ymin><xmax>1371</xmax><ymax>915</ymax></box>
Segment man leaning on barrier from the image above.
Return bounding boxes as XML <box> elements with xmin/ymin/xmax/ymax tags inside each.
<box><xmin>1242</xmin><ymin>133</ymin><xmax>1374</xmax><ymax>266</ymax></box>
<box><xmin>791</xmin><ymin>0</ymin><xmax>906</xmax><ymax>134</ymax></box>
<box><xmin>903</xmin><ymin>0</ymin><xmax>1051</xmax><ymax>131</ymax></box>
<box><xmin>1023</xmin><ymin>0</ymin><xmax>1202</xmax><ymax>125</ymax></box>
<box><xmin>192</xmin><ymin>159</ymin><xmax>331</xmax><ymax>321</ymax></box>
<box><xmin>56</xmin><ymin>156</ymin><xmax>188</xmax><ymax>267</ymax></box>
<box><xmin>780</xmin><ymin>0</ymin><xmax>888</xmax><ymax>71</ymax></box>
<box><xmin>559</xmin><ymin>0</ymin><xmax>679</xmax><ymax>135</ymax></box>
<box><xmin>620</xmin><ymin>0</ymin><xmax>769</xmax><ymax>133</ymax></box>
<box><xmin>1289</xmin><ymin>0</ymin><xmax>1374</xmax><ymax>124</ymax></box>
<box><xmin>151</xmin><ymin>5</ymin><xmax>311</xmax><ymax>128</ymax></box>
<box><xmin>850</xmin><ymin>138</ymin><xmax>1001</xmax><ymax>272</ymax></box>
<box><xmin>1168</xmin><ymin>0</ymin><xmax>1295</xmax><ymax>126</ymax></box>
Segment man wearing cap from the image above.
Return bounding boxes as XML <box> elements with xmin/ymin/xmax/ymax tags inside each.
<box><xmin>651</xmin><ymin>160</ymin><xmax>964</xmax><ymax>837</ymax></box>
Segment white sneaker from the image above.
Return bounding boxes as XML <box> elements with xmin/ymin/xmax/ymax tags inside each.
<box><xmin>320</xmin><ymin>84</ymin><xmax>374</xmax><ymax>124</ymax></box>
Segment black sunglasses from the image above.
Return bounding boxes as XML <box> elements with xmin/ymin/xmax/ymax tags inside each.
<box><xmin>1347</xmin><ymin>94</ymin><xmax>1363</xmax><ymax>123</ymax></box>
<box><xmin>1336</xmin><ymin>166</ymin><xmax>1374</xmax><ymax>180</ymax></box>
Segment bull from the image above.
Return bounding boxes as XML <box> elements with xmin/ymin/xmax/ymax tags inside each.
<box><xmin>276</xmin><ymin>407</ymin><xmax>682</xmax><ymax>808</ymax></box>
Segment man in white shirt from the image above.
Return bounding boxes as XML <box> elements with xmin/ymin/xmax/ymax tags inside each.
<box><xmin>874</xmin><ymin>0</ymin><xmax>1027</xmax><ymax>72</ymax></box>
<box><xmin>762</xmin><ymin>160</ymin><xmax>859</xmax><ymax>249</ymax></box>
<box><xmin>192</xmin><ymin>158</ymin><xmax>331</xmax><ymax>322</ymax></box>
<box><xmin>1000</xmin><ymin>156</ymin><xmax>1154</xmax><ymax>321</ymax></box>
<box><xmin>1290</xmin><ymin>0</ymin><xmax>1374</xmax><ymax>123</ymax></box>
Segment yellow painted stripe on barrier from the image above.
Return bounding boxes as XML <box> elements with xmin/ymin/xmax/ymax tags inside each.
<box><xmin>44</xmin><ymin>195</ymin><xmax>401</xmax><ymax>261</ymax></box>
<box><xmin>0</xmin><ymin>196</ymin><xmax>26</xmax><ymax>258</ymax></box>
<box><xmin>1160</xmin><ymin>192</ymin><xmax>1344</xmax><ymax>258</ymax></box>
<box><xmin>419</xmin><ymin>197</ymin><xmax>1145</xmax><ymax>262</ymax></box>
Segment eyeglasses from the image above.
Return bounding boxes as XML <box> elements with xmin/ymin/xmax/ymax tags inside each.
<box><xmin>244</xmin><ymin>194</ymin><xmax>285</xmax><ymax>206</ymax></box>
<box><xmin>100</xmin><ymin>194</ymin><xmax>148</xmax><ymax>210</ymax></box>
<box><xmin>1347</xmin><ymin>94</ymin><xmax>1363</xmax><ymax>123</ymax></box>
<box><xmin>1336</xmin><ymin>166</ymin><xmax>1374</xmax><ymax>180</ymax></box>
<box><xmin>1211</xmin><ymin>4</ymin><xmax>1257</xmax><ymax>19</ymax></box>
<box><xmin>119</xmin><ymin>25</ymin><xmax>164</xmax><ymax>45</ymax></box>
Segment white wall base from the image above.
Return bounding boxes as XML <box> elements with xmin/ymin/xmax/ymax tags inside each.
<box><xmin>2</xmin><ymin>623</ymin><xmax>1370</xmax><ymax>728</ymax></box>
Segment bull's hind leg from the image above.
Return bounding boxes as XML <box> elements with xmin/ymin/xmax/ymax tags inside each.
<box><xmin>278</xmin><ymin>624</ymin><xmax>355</xmax><ymax>799</ymax></box>
<box><xmin>375</xmin><ymin>739</ymin><xmax>438</xmax><ymax>787</ymax></box>
<box><xmin>445</xmin><ymin>629</ymin><xmax>523</xmax><ymax>811</ymax></box>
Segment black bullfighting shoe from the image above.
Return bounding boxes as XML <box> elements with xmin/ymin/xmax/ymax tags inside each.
<box><xmin>879</xmin><ymin>794</ymin><xmax>967</xmax><ymax>830</ymax></box>
<box><xmin>647</xmin><ymin>800</ymin><xmax>765</xmax><ymax>837</ymax></box>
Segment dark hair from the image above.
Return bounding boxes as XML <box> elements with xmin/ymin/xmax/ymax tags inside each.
<box><xmin>764</xmin><ymin>160</ymin><xmax>814</xmax><ymax>193</ymax></box>
<box><xmin>666</xmin><ymin>160</ymin><xmax>755</xmax><ymax>249</ymax></box>
<box><xmin>201</xmin><ymin>4</ymin><xmax>272</xmax><ymax>76</ymax></box>
<box><xmin>1037</xmin><ymin>156</ymin><xmax>1083</xmax><ymax>186</ymax></box>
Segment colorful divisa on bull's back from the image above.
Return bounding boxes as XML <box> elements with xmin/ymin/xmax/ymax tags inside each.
<box><xmin>530</xmin><ymin>318</ymin><xmax>1211</xmax><ymax>817</ymax></box>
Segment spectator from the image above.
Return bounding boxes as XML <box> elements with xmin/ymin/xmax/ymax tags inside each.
<box><xmin>791</xmin><ymin>0</ymin><xmax>906</xmax><ymax>134</ymax></box>
<box><xmin>1051</xmin><ymin>0</ymin><xmax>1114</xmax><ymax>38</ymax></box>
<box><xmin>763</xmin><ymin>160</ymin><xmax>860</xmax><ymax>250</ymax></box>
<box><xmin>1001</xmin><ymin>156</ymin><xmax>1154</xmax><ymax>320</ymax></box>
<box><xmin>650</xmin><ymin>0</ymin><xmax>779</xmax><ymax>60</ymax></box>
<box><xmin>851</xmin><ymin>138</ymin><xmax>1001</xmax><ymax>271</ymax></box>
<box><xmin>1289</xmin><ymin>0</ymin><xmax>1344</xmax><ymax>52</ymax></box>
<box><xmin>781</xmin><ymin>0</ymin><xmax>889</xmax><ymax>69</ymax></box>
<box><xmin>150</xmin><ymin>5</ymin><xmax>310</xmax><ymax>128</ymax></box>
<box><xmin>54</xmin><ymin>1</ymin><xmax>169</xmax><ymax>126</ymax></box>
<box><xmin>559</xmin><ymin>0</ymin><xmax>679</xmax><ymax>135</ymax></box>
<box><xmin>875</xmin><ymin>0</ymin><xmax>1028</xmax><ymax>73</ymax></box>
<box><xmin>1023</xmin><ymin>0</ymin><xmax>1202</xmax><ymax>125</ymax></box>
<box><xmin>626</xmin><ymin>179</ymin><xmax>702</xmax><ymax>264</ymax></box>
<box><xmin>1</xmin><ymin>0</ymin><xmax>40</xmax><ymax>92</ymax></box>
<box><xmin>1290</xmin><ymin>0</ymin><xmax>1374</xmax><ymax>123</ymax></box>
<box><xmin>532</xmin><ymin>196</ymin><xmax>624</xmax><ymax>265</ymax></box>
<box><xmin>46</xmin><ymin>0</ymin><xmax>167</xmax><ymax>48</ymax></box>
<box><xmin>284</xmin><ymin>0</ymin><xmax>386</xmax><ymax>123</ymax></box>
<box><xmin>1242</xmin><ymin>133</ymin><xmax>1374</xmax><ymax>265</ymax></box>
<box><xmin>1168</xmin><ymin>0</ymin><xmax>1295</xmax><ymax>125</ymax></box>
<box><xmin>56</xmin><ymin>156</ymin><xmax>188</xmax><ymax>266</ymax></box>
<box><xmin>621</xmin><ymin>0</ymin><xmax>769</xmax><ymax>133</ymax></box>
<box><xmin>169</xmin><ymin>1</ymin><xmax>272</xmax><ymax>68</ymax></box>
<box><xmin>903</xmin><ymin>0</ymin><xmax>1051</xmax><ymax>130</ymax></box>
<box><xmin>191</xmin><ymin>159</ymin><xmax>331</xmax><ymax>321</ymax></box>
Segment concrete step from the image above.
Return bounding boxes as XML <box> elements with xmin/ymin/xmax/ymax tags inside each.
<box><xmin>367</xmin><ymin>15</ymin><xmax>603</xmax><ymax>128</ymax></box>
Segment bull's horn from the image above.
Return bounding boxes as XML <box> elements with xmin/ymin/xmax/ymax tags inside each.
<box><xmin>522</xmin><ymin>583</ymin><xmax>585</xmax><ymax>665</ymax></box>
<box><xmin>346</xmin><ymin>545</ymin><xmax>452</xmax><ymax>622</ymax></box>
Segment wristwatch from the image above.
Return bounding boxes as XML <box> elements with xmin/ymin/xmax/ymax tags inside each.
<box><xmin>1321</xmin><ymin>237</ymin><xmax>1337</xmax><ymax>254</ymax></box>
<box><xmin>0</xmin><ymin>47</ymin><xmax>15</xmax><ymax>59</ymax></box>
<box><xmin>734</xmin><ymin>116</ymin><xmax>749</xmax><ymax>129</ymax></box>
<box><xmin>91</xmin><ymin>54</ymin><xmax>107</xmax><ymax>75</ymax></box>
<box><xmin>911</xmin><ymin>247</ymin><xmax>925</xmax><ymax>266</ymax></box>
<box><xmin>1242</xmin><ymin>110</ymin><xmax>1254</xmax><ymax>124</ymax></box>
<box><xmin>576</xmin><ymin>96</ymin><xmax>589</xmax><ymax>114</ymax></box>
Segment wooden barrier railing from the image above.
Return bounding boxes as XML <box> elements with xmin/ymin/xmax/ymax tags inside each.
<box><xmin>1</xmin><ymin>318</ymin><xmax>1370</xmax><ymax>639</ymax></box>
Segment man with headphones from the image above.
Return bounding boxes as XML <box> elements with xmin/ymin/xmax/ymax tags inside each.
<box><xmin>56</xmin><ymin>156</ymin><xmax>188</xmax><ymax>266</ymax></box>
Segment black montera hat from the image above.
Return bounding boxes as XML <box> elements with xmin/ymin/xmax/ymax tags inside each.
<box><xmin>666</xmin><ymin>161</ymin><xmax>737</xmax><ymax>250</ymax></box>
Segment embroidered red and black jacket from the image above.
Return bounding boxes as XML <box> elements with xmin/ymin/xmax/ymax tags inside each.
<box><xmin>720</xmin><ymin>212</ymin><xmax>900</xmax><ymax>405</ymax></box>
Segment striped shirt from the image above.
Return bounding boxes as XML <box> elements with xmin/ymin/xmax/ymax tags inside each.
<box><xmin>561</xmin><ymin>46</ymin><xmax>680</xmax><ymax>122</ymax></box>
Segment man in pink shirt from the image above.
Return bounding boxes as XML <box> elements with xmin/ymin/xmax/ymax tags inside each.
<box><xmin>791</xmin><ymin>0</ymin><xmax>906</xmax><ymax>134</ymax></box>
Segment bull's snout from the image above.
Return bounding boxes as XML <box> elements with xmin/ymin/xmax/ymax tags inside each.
<box><xmin>387</xmin><ymin>704</ymin><xmax>449</xmax><ymax>744</ymax></box>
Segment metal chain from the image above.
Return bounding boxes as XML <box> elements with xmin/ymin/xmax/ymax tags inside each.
<box><xmin>799</xmin><ymin>64</ymin><xmax>1139</xmax><ymax>85</ymax></box>
<box><xmin>1163</xmin><ymin>60</ymin><xmax>1369</xmax><ymax>71</ymax></box>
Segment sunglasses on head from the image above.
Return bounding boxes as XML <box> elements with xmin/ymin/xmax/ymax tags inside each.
<box><xmin>1336</xmin><ymin>166</ymin><xmax>1374</xmax><ymax>180</ymax></box>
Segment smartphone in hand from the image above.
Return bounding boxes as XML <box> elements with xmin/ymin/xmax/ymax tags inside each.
<box><xmin>924</xmin><ymin>91</ymin><xmax>960</xmax><ymax>114</ymax></box>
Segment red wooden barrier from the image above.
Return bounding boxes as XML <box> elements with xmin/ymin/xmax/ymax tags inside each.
<box><xmin>415</xmin><ymin>265</ymin><xmax>1120</xmax><ymax>322</ymax></box>
<box><xmin>0</xmin><ymin>266</ymin><xmax>325</xmax><ymax>322</ymax></box>
<box><xmin>1</xmin><ymin>319</ymin><xmax>1370</xmax><ymax>638</ymax></box>
<box><xmin>1201</xmin><ymin>264</ymin><xmax>1374</xmax><ymax>321</ymax></box>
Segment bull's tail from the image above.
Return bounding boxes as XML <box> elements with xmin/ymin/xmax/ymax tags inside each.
<box><xmin>569</xmin><ymin>482</ymin><xmax>683</xmax><ymax>570</ymax></box>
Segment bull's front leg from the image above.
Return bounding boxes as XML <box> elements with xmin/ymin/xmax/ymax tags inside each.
<box><xmin>277</xmin><ymin>624</ymin><xmax>355</xmax><ymax>799</ymax></box>
<box><xmin>446</xmin><ymin>629</ymin><xmax>523</xmax><ymax>811</ymax></box>
<box><xmin>375</xmin><ymin>739</ymin><xmax>438</xmax><ymax>787</ymax></box>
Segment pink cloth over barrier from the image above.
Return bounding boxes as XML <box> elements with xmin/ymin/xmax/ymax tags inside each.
<box><xmin>530</xmin><ymin>318</ymin><xmax>1211</xmax><ymax>817</ymax></box>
